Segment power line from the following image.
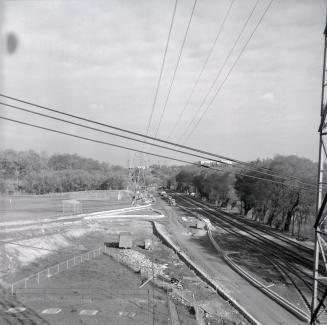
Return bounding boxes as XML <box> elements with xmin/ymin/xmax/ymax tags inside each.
<box><xmin>0</xmin><ymin>102</ymin><xmax>288</xmax><ymax>184</ymax></box>
<box><xmin>183</xmin><ymin>0</ymin><xmax>274</xmax><ymax>143</ymax></box>
<box><xmin>0</xmin><ymin>115</ymin><xmax>202</xmax><ymax>167</ymax></box>
<box><xmin>152</xmin><ymin>0</ymin><xmax>198</xmax><ymax>139</ymax></box>
<box><xmin>0</xmin><ymin>101</ymin><xmax>318</xmax><ymax>189</ymax></box>
<box><xmin>0</xmin><ymin>240</ymin><xmax>69</xmax><ymax>253</ymax></box>
<box><xmin>0</xmin><ymin>115</ymin><xmax>319</xmax><ymax>193</ymax></box>
<box><xmin>167</xmin><ymin>0</ymin><xmax>236</xmax><ymax>140</ymax></box>
<box><xmin>144</xmin><ymin>0</ymin><xmax>178</xmax><ymax>138</ymax></box>
<box><xmin>0</xmin><ymin>94</ymin><xmax>319</xmax><ymax>188</ymax></box>
<box><xmin>0</xmin><ymin>102</ymin><xmax>237</xmax><ymax>174</ymax></box>
<box><xmin>142</xmin><ymin>0</ymin><xmax>178</xmax><ymax>170</ymax></box>
<box><xmin>178</xmin><ymin>0</ymin><xmax>260</xmax><ymax>144</ymax></box>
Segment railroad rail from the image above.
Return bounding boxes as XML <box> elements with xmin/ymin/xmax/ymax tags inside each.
<box><xmin>172</xmin><ymin>194</ymin><xmax>327</xmax><ymax>320</ymax></box>
<box><xmin>187</xmin><ymin>195</ymin><xmax>313</xmax><ymax>255</ymax></box>
<box><xmin>176</xmin><ymin>194</ymin><xmax>316</xmax><ymax>272</ymax></box>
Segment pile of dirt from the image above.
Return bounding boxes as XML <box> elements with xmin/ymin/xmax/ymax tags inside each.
<box><xmin>0</xmin><ymin>224</ymin><xmax>101</xmax><ymax>280</ymax></box>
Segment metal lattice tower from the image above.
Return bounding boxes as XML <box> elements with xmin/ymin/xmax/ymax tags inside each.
<box><xmin>127</xmin><ymin>154</ymin><xmax>148</xmax><ymax>205</ymax></box>
<box><xmin>311</xmin><ymin>18</ymin><xmax>327</xmax><ymax>324</ymax></box>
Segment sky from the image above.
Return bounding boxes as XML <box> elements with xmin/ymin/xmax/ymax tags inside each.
<box><xmin>0</xmin><ymin>0</ymin><xmax>326</xmax><ymax>166</ymax></box>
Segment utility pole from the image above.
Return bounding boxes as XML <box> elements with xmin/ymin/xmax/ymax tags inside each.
<box><xmin>311</xmin><ymin>16</ymin><xmax>327</xmax><ymax>324</ymax></box>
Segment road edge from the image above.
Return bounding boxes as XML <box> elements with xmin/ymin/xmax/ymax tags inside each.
<box><xmin>153</xmin><ymin>221</ymin><xmax>262</xmax><ymax>325</ymax></box>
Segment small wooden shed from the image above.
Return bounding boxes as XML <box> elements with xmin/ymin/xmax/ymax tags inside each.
<box><xmin>119</xmin><ymin>233</ymin><xmax>133</xmax><ymax>249</ymax></box>
<box><xmin>144</xmin><ymin>239</ymin><xmax>152</xmax><ymax>250</ymax></box>
<box><xmin>62</xmin><ymin>200</ymin><xmax>82</xmax><ymax>215</ymax></box>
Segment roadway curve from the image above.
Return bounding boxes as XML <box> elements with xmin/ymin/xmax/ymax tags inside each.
<box><xmin>156</xmin><ymin>193</ymin><xmax>306</xmax><ymax>324</ymax></box>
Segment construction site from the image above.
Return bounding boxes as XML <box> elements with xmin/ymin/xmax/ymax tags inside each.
<box><xmin>1</xmin><ymin>0</ymin><xmax>326</xmax><ymax>324</ymax></box>
<box><xmin>0</xmin><ymin>189</ymin><xmax>250</xmax><ymax>325</ymax></box>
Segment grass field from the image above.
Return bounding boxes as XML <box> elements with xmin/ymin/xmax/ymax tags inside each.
<box><xmin>5</xmin><ymin>254</ymin><xmax>169</xmax><ymax>325</ymax></box>
<box><xmin>1</xmin><ymin>222</ymin><xmax>199</xmax><ymax>325</ymax></box>
<box><xmin>0</xmin><ymin>191</ymin><xmax>133</xmax><ymax>222</ymax></box>
<box><xmin>0</xmin><ymin>191</ymin><xmax>248</xmax><ymax>325</ymax></box>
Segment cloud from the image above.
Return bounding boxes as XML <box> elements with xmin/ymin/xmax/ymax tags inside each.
<box><xmin>0</xmin><ymin>0</ymin><xmax>325</xmax><ymax>164</ymax></box>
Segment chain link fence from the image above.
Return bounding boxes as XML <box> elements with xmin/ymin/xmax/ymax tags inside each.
<box><xmin>10</xmin><ymin>246</ymin><xmax>106</xmax><ymax>295</ymax></box>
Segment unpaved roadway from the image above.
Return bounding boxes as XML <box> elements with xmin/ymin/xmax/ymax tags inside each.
<box><xmin>156</xmin><ymin>197</ymin><xmax>305</xmax><ymax>325</ymax></box>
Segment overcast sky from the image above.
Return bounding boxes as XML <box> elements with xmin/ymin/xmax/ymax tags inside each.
<box><xmin>0</xmin><ymin>0</ymin><xmax>326</xmax><ymax>166</ymax></box>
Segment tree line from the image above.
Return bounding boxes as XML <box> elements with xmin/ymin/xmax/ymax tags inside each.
<box><xmin>174</xmin><ymin>155</ymin><xmax>318</xmax><ymax>237</ymax></box>
<box><xmin>0</xmin><ymin>149</ymin><xmax>318</xmax><ymax>237</ymax></box>
<box><xmin>0</xmin><ymin>149</ymin><xmax>128</xmax><ymax>194</ymax></box>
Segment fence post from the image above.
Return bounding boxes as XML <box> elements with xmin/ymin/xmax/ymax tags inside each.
<box><xmin>37</xmin><ymin>272</ymin><xmax>40</xmax><ymax>285</ymax></box>
<box><xmin>48</xmin><ymin>268</ymin><xmax>50</xmax><ymax>278</ymax></box>
<box><xmin>11</xmin><ymin>283</ymin><xmax>14</xmax><ymax>295</ymax></box>
<box><xmin>57</xmin><ymin>264</ymin><xmax>60</xmax><ymax>274</ymax></box>
<box><xmin>24</xmin><ymin>278</ymin><xmax>27</xmax><ymax>289</ymax></box>
<box><xmin>67</xmin><ymin>259</ymin><xmax>69</xmax><ymax>269</ymax></box>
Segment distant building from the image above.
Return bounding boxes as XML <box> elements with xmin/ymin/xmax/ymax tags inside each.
<box><xmin>62</xmin><ymin>200</ymin><xmax>82</xmax><ymax>215</ymax></box>
<box><xmin>136</xmin><ymin>166</ymin><xmax>147</xmax><ymax>169</ymax></box>
<box><xmin>199</xmin><ymin>159</ymin><xmax>233</xmax><ymax>167</ymax></box>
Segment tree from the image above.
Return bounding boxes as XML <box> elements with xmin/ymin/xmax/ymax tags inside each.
<box><xmin>175</xmin><ymin>169</ymin><xmax>195</xmax><ymax>192</ymax></box>
<box><xmin>234</xmin><ymin>155</ymin><xmax>316</xmax><ymax>232</ymax></box>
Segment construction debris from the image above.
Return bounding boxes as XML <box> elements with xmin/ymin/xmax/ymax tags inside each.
<box><xmin>105</xmin><ymin>248</ymin><xmax>166</xmax><ymax>277</ymax></box>
<box><xmin>196</xmin><ymin>221</ymin><xmax>205</xmax><ymax>229</ymax></box>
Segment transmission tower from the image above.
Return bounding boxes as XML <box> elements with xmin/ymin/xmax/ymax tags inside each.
<box><xmin>127</xmin><ymin>154</ymin><xmax>148</xmax><ymax>205</ymax></box>
<box><xmin>311</xmin><ymin>17</ymin><xmax>327</xmax><ymax>324</ymax></box>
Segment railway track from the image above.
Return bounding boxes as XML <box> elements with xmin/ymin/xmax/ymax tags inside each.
<box><xmin>175</xmin><ymin>194</ymin><xmax>315</xmax><ymax>272</ymax></box>
<box><xmin>198</xmin><ymin>198</ymin><xmax>313</xmax><ymax>256</ymax></box>
<box><xmin>176</xmin><ymin>194</ymin><xmax>313</xmax><ymax>278</ymax></box>
<box><xmin>172</xmin><ymin>194</ymin><xmax>327</xmax><ymax>313</ymax></box>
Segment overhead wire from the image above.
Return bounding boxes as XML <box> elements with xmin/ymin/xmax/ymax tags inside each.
<box><xmin>0</xmin><ymin>115</ymin><xmax>319</xmax><ymax>193</ymax></box>
<box><xmin>182</xmin><ymin>0</ymin><xmax>274</xmax><ymax>143</ymax></box>
<box><xmin>0</xmin><ymin>100</ymin><xmax>320</xmax><ymax>189</ymax></box>
<box><xmin>152</xmin><ymin>0</ymin><xmax>198</xmax><ymax>139</ymax></box>
<box><xmin>0</xmin><ymin>94</ymin><xmax>319</xmax><ymax>188</ymax></box>
<box><xmin>141</xmin><ymin>0</ymin><xmax>178</xmax><ymax>173</ymax></box>
<box><xmin>0</xmin><ymin>101</ymin><xmax>294</xmax><ymax>182</ymax></box>
<box><xmin>144</xmin><ymin>0</ymin><xmax>178</xmax><ymax>139</ymax></box>
<box><xmin>167</xmin><ymin>0</ymin><xmax>236</xmax><ymax>140</ymax></box>
<box><xmin>0</xmin><ymin>239</ymin><xmax>69</xmax><ymax>253</ymax></box>
<box><xmin>178</xmin><ymin>0</ymin><xmax>260</xmax><ymax>143</ymax></box>
<box><xmin>2</xmin><ymin>100</ymin><xmax>310</xmax><ymax>187</ymax></box>
<box><xmin>0</xmin><ymin>115</ymin><xmax>208</xmax><ymax>168</ymax></box>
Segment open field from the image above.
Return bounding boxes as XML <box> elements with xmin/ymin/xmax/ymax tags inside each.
<box><xmin>0</xmin><ymin>190</ymin><xmax>133</xmax><ymax>222</ymax></box>
<box><xmin>0</xmin><ymin>219</ymin><xmax>173</xmax><ymax>325</ymax></box>
<box><xmin>0</xmin><ymin>198</ymin><xmax>248</xmax><ymax>325</ymax></box>
<box><xmin>0</xmin><ymin>190</ymin><xmax>265</xmax><ymax>324</ymax></box>
<box><xmin>10</xmin><ymin>253</ymin><xmax>169</xmax><ymax>325</ymax></box>
<box><xmin>1</xmin><ymin>219</ymin><xmax>155</xmax><ymax>283</ymax></box>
